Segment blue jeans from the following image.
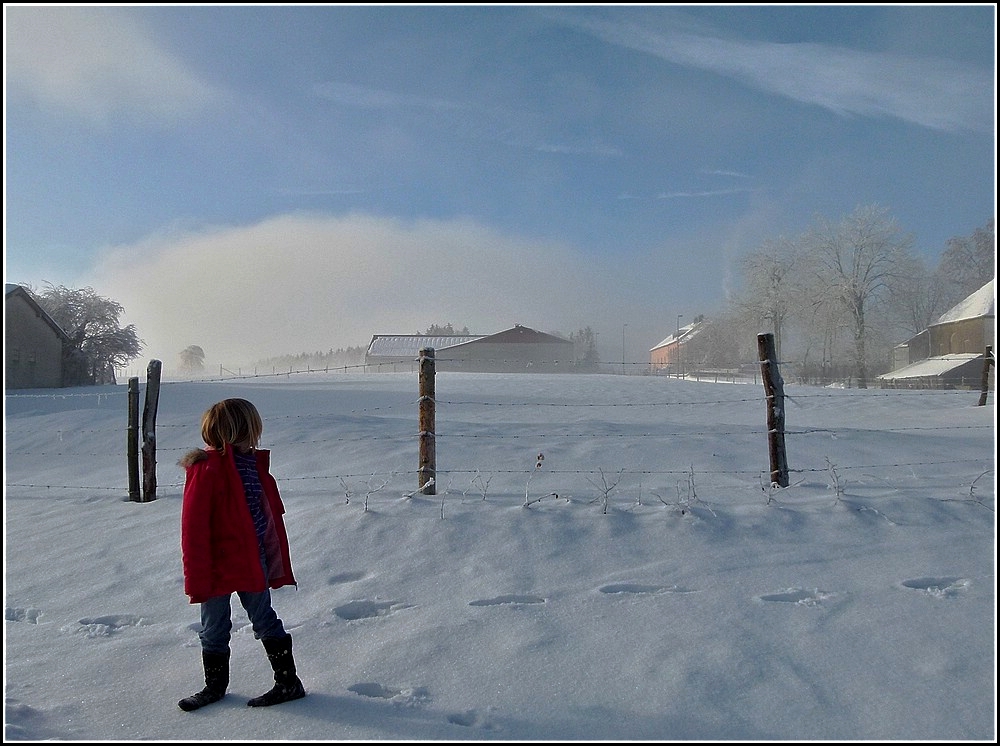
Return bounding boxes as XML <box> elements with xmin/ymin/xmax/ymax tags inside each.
<box><xmin>198</xmin><ymin>552</ymin><xmax>288</xmax><ymax>654</ymax></box>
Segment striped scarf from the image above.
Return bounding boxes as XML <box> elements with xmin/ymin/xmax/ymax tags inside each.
<box><xmin>233</xmin><ymin>450</ymin><xmax>268</xmax><ymax>546</ymax></box>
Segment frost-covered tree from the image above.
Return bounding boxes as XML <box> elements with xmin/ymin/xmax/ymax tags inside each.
<box><xmin>803</xmin><ymin>205</ymin><xmax>914</xmax><ymax>388</ymax></box>
<box><xmin>889</xmin><ymin>254</ymin><xmax>952</xmax><ymax>337</ymax></box>
<box><xmin>934</xmin><ymin>217</ymin><xmax>995</xmax><ymax>309</ymax></box>
<box><xmin>179</xmin><ymin>345</ymin><xmax>206</xmax><ymax>374</ymax></box>
<box><xmin>31</xmin><ymin>284</ymin><xmax>143</xmax><ymax>385</ymax></box>
<box><xmin>730</xmin><ymin>235</ymin><xmax>808</xmax><ymax>361</ymax></box>
<box><xmin>569</xmin><ymin>327</ymin><xmax>600</xmax><ymax>371</ymax></box>
<box><xmin>422</xmin><ymin>323</ymin><xmax>471</xmax><ymax>335</ymax></box>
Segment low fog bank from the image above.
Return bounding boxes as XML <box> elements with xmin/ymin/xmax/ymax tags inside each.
<box><xmin>87</xmin><ymin>212</ymin><xmax>733</xmax><ymax>372</ymax></box>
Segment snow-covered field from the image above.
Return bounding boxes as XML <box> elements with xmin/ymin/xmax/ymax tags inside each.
<box><xmin>4</xmin><ymin>371</ymin><xmax>995</xmax><ymax>741</ymax></box>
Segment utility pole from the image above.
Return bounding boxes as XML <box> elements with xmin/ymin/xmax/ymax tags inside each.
<box><xmin>622</xmin><ymin>323</ymin><xmax>628</xmax><ymax>375</ymax></box>
<box><xmin>676</xmin><ymin>315</ymin><xmax>683</xmax><ymax>378</ymax></box>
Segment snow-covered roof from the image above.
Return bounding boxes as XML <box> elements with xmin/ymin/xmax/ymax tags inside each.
<box><xmin>367</xmin><ymin>335</ymin><xmax>483</xmax><ymax>358</ymax></box>
<box><xmin>650</xmin><ymin>323</ymin><xmax>699</xmax><ymax>352</ymax></box>
<box><xmin>446</xmin><ymin>324</ymin><xmax>571</xmax><ymax>349</ymax></box>
<box><xmin>5</xmin><ymin>283</ymin><xmax>71</xmax><ymax>342</ymax></box>
<box><xmin>933</xmin><ymin>279</ymin><xmax>995</xmax><ymax>325</ymax></box>
<box><xmin>876</xmin><ymin>353</ymin><xmax>983</xmax><ymax>380</ymax></box>
<box><xmin>367</xmin><ymin>326</ymin><xmax>570</xmax><ymax>358</ymax></box>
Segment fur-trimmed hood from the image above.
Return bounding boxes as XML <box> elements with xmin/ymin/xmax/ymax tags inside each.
<box><xmin>179</xmin><ymin>448</ymin><xmax>210</xmax><ymax>469</ymax></box>
<box><xmin>178</xmin><ymin>447</ymin><xmax>270</xmax><ymax>470</ymax></box>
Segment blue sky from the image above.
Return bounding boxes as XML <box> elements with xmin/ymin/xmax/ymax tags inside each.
<box><xmin>3</xmin><ymin>4</ymin><xmax>996</xmax><ymax>367</ymax></box>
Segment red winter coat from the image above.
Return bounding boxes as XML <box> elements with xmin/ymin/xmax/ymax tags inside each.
<box><xmin>180</xmin><ymin>447</ymin><xmax>297</xmax><ymax>604</ymax></box>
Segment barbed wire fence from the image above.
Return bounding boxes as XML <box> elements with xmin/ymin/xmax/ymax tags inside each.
<box><xmin>5</xmin><ymin>336</ymin><xmax>995</xmax><ymax>514</ymax></box>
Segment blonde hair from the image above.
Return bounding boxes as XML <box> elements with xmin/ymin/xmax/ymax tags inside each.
<box><xmin>200</xmin><ymin>398</ymin><xmax>263</xmax><ymax>453</ymax></box>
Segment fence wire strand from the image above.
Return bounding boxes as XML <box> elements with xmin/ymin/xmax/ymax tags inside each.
<box><xmin>5</xmin><ymin>373</ymin><xmax>994</xmax><ymax>503</ymax></box>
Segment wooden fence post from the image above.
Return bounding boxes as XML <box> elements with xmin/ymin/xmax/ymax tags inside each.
<box><xmin>978</xmin><ymin>345</ymin><xmax>994</xmax><ymax>406</ymax></box>
<box><xmin>418</xmin><ymin>347</ymin><xmax>436</xmax><ymax>495</ymax></box>
<box><xmin>128</xmin><ymin>377</ymin><xmax>140</xmax><ymax>501</ymax></box>
<box><xmin>757</xmin><ymin>333</ymin><xmax>789</xmax><ymax>488</ymax></box>
<box><xmin>141</xmin><ymin>360</ymin><xmax>162</xmax><ymax>502</ymax></box>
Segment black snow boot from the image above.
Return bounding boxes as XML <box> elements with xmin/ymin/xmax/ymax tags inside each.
<box><xmin>247</xmin><ymin>635</ymin><xmax>306</xmax><ymax>707</ymax></box>
<box><xmin>178</xmin><ymin>650</ymin><xmax>230</xmax><ymax>711</ymax></box>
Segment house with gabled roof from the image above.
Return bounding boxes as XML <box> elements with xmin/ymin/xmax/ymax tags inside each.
<box><xmin>878</xmin><ymin>279</ymin><xmax>995</xmax><ymax>389</ymax></box>
<box><xmin>649</xmin><ymin>320</ymin><xmax>704</xmax><ymax>375</ymax></box>
<box><xmin>365</xmin><ymin>324</ymin><xmax>574</xmax><ymax>373</ymax></box>
<box><xmin>5</xmin><ymin>283</ymin><xmax>72</xmax><ymax>389</ymax></box>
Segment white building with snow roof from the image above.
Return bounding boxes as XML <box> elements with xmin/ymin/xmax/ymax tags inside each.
<box><xmin>365</xmin><ymin>333</ymin><xmax>484</xmax><ymax>372</ymax></box>
<box><xmin>878</xmin><ymin>279</ymin><xmax>995</xmax><ymax>389</ymax></box>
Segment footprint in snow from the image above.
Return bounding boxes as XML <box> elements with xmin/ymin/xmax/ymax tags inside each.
<box><xmin>4</xmin><ymin>698</ymin><xmax>64</xmax><ymax>741</ymax></box>
<box><xmin>468</xmin><ymin>594</ymin><xmax>546</xmax><ymax>607</ymax></box>
<box><xmin>67</xmin><ymin>614</ymin><xmax>151</xmax><ymax>637</ymax></box>
<box><xmin>448</xmin><ymin>707</ymin><xmax>497</xmax><ymax>729</ymax></box>
<box><xmin>901</xmin><ymin>577</ymin><xmax>970</xmax><ymax>598</ymax></box>
<box><xmin>334</xmin><ymin>600</ymin><xmax>412</xmax><ymax>620</ymax></box>
<box><xmin>327</xmin><ymin>570</ymin><xmax>367</xmax><ymax>585</ymax></box>
<box><xmin>598</xmin><ymin>583</ymin><xmax>696</xmax><ymax>595</ymax></box>
<box><xmin>5</xmin><ymin>606</ymin><xmax>42</xmax><ymax>624</ymax></box>
<box><xmin>758</xmin><ymin>588</ymin><xmax>835</xmax><ymax>607</ymax></box>
<box><xmin>348</xmin><ymin>682</ymin><xmax>430</xmax><ymax>707</ymax></box>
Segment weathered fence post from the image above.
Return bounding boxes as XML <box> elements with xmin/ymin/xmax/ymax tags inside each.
<box><xmin>128</xmin><ymin>377</ymin><xmax>140</xmax><ymax>501</ymax></box>
<box><xmin>757</xmin><ymin>333</ymin><xmax>789</xmax><ymax>488</ymax></box>
<box><xmin>978</xmin><ymin>345</ymin><xmax>994</xmax><ymax>406</ymax></box>
<box><xmin>141</xmin><ymin>360</ymin><xmax>162</xmax><ymax>502</ymax></box>
<box><xmin>418</xmin><ymin>347</ymin><xmax>436</xmax><ymax>495</ymax></box>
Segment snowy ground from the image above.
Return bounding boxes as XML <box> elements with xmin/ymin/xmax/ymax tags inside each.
<box><xmin>3</xmin><ymin>371</ymin><xmax>996</xmax><ymax>741</ymax></box>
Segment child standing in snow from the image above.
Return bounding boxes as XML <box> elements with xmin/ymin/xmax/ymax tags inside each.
<box><xmin>177</xmin><ymin>398</ymin><xmax>305</xmax><ymax>711</ymax></box>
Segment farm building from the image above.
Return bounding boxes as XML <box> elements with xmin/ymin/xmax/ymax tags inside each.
<box><xmin>4</xmin><ymin>283</ymin><xmax>71</xmax><ymax>389</ymax></box>
<box><xmin>365</xmin><ymin>324</ymin><xmax>575</xmax><ymax>373</ymax></box>
<box><xmin>878</xmin><ymin>279</ymin><xmax>995</xmax><ymax>389</ymax></box>
<box><xmin>365</xmin><ymin>333</ymin><xmax>483</xmax><ymax>372</ymax></box>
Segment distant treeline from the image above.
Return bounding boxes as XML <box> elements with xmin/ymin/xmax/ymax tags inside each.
<box><xmin>254</xmin><ymin>345</ymin><xmax>367</xmax><ymax>371</ymax></box>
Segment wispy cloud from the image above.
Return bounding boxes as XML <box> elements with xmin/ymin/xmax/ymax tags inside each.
<box><xmin>702</xmin><ymin>169</ymin><xmax>751</xmax><ymax>179</ymax></box>
<box><xmin>656</xmin><ymin>188</ymin><xmax>754</xmax><ymax>200</ymax></box>
<box><xmin>312</xmin><ymin>81</ymin><xmax>465</xmax><ymax>112</ymax></box>
<box><xmin>277</xmin><ymin>187</ymin><xmax>371</xmax><ymax>197</ymax></box>
<box><xmin>562</xmin><ymin>13</ymin><xmax>994</xmax><ymax>134</ymax></box>
<box><xmin>314</xmin><ymin>80</ymin><xmax>621</xmax><ymax>158</ymax></box>
<box><xmin>533</xmin><ymin>142</ymin><xmax>622</xmax><ymax>157</ymax></box>
<box><xmin>4</xmin><ymin>7</ymin><xmax>218</xmax><ymax>126</ymax></box>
